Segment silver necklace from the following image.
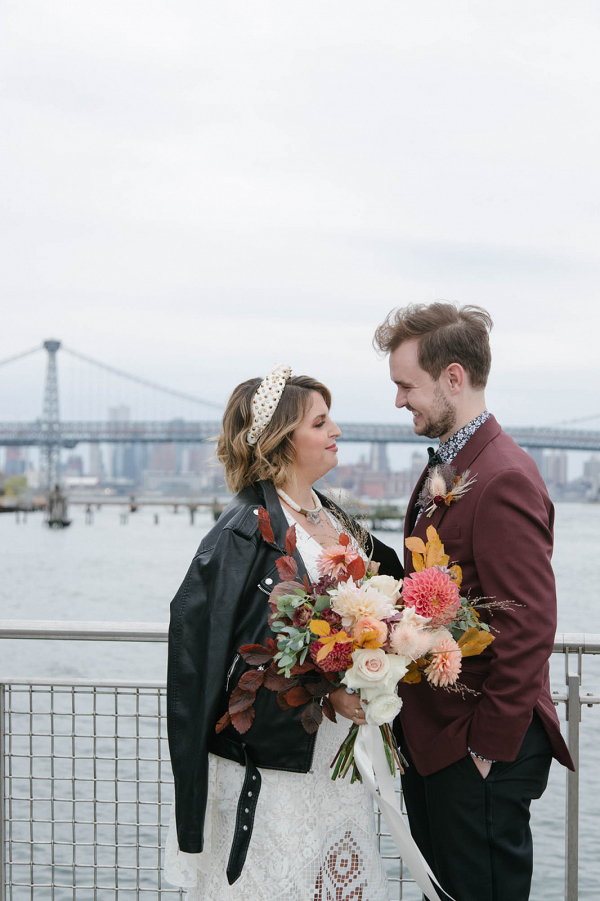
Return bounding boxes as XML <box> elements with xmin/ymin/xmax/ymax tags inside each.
<box><xmin>276</xmin><ymin>488</ymin><xmax>323</xmax><ymax>525</ymax></box>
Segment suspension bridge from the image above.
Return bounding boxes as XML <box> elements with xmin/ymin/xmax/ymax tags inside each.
<box><xmin>2</xmin><ymin>340</ymin><xmax>600</xmax><ymax>495</ymax></box>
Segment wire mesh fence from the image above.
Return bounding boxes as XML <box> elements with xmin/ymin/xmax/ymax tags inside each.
<box><xmin>0</xmin><ymin>680</ymin><xmax>418</xmax><ymax>900</ymax></box>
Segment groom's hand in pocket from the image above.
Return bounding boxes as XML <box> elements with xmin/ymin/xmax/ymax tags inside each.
<box><xmin>470</xmin><ymin>753</ymin><xmax>492</xmax><ymax>779</ymax></box>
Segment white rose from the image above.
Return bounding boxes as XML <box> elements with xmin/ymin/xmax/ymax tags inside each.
<box><xmin>367</xmin><ymin>574</ymin><xmax>402</xmax><ymax>602</ymax></box>
<box><xmin>342</xmin><ymin>649</ymin><xmax>410</xmax><ymax>701</ymax></box>
<box><xmin>364</xmin><ymin>693</ymin><xmax>403</xmax><ymax>726</ymax></box>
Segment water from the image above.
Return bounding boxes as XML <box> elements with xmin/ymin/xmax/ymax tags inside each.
<box><xmin>1</xmin><ymin>502</ymin><xmax>599</xmax><ymax>898</ymax></box>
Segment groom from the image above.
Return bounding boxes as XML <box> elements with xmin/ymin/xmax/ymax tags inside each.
<box><xmin>374</xmin><ymin>302</ymin><xmax>573</xmax><ymax>901</ymax></box>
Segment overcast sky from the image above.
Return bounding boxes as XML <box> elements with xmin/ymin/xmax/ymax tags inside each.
<box><xmin>1</xmin><ymin>1</ymin><xmax>599</xmax><ymax>451</ymax></box>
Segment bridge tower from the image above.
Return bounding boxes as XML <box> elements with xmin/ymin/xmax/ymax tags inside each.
<box><xmin>40</xmin><ymin>339</ymin><xmax>62</xmax><ymax>492</ymax></box>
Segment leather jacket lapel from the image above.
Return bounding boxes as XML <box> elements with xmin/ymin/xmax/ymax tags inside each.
<box><xmin>259</xmin><ymin>480</ymin><xmax>310</xmax><ymax>583</ymax></box>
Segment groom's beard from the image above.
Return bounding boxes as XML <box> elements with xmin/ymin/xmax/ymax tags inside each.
<box><xmin>419</xmin><ymin>387</ymin><xmax>457</xmax><ymax>440</ymax></box>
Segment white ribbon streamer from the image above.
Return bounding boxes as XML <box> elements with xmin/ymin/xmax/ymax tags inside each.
<box><xmin>353</xmin><ymin>725</ymin><xmax>454</xmax><ymax>901</ymax></box>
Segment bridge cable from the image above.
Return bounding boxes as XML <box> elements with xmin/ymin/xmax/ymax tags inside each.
<box><xmin>548</xmin><ymin>413</ymin><xmax>600</xmax><ymax>427</ymax></box>
<box><xmin>61</xmin><ymin>346</ymin><xmax>223</xmax><ymax>411</ymax></box>
<box><xmin>0</xmin><ymin>345</ymin><xmax>43</xmax><ymax>368</ymax></box>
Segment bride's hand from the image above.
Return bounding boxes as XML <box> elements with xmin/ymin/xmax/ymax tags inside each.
<box><xmin>329</xmin><ymin>687</ymin><xmax>367</xmax><ymax>725</ymax></box>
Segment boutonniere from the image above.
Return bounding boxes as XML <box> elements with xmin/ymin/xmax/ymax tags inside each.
<box><xmin>418</xmin><ymin>464</ymin><xmax>477</xmax><ymax>518</ymax></box>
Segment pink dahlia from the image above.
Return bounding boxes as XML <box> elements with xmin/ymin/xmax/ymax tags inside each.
<box><xmin>316</xmin><ymin>545</ymin><xmax>361</xmax><ymax>579</ymax></box>
<box><xmin>424</xmin><ymin>635</ymin><xmax>462</xmax><ymax>687</ymax></box>
<box><xmin>309</xmin><ymin>637</ymin><xmax>354</xmax><ymax>673</ymax></box>
<box><xmin>401</xmin><ymin>568</ymin><xmax>460</xmax><ymax>627</ymax></box>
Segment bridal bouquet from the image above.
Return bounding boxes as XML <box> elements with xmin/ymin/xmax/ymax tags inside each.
<box><xmin>216</xmin><ymin>509</ymin><xmax>494</xmax><ymax>782</ymax></box>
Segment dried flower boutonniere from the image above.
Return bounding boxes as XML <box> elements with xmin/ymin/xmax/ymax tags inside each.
<box><xmin>418</xmin><ymin>464</ymin><xmax>477</xmax><ymax>518</ymax></box>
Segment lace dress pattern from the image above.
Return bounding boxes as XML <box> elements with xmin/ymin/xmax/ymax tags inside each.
<box><xmin>164</xmin><ymin>510</ymin><xmax>390</xmax><ymax>901</ymax></box>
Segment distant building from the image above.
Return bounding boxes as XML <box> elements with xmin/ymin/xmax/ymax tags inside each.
<box><xmin>5</xmin><ymin>447</ymin><xmax>26</xmax><ymax>475</ymax></box>
<box><xmin>545</xmin><ymin>451</ymin><xmax>568</xmax><ymax>486</ymax></box>
<box><xmin>369</xmin><ymin>443</ymin><xmax>390</xmax><ymax>473</ymax></box>
<box><xmin>150</xmin><ymin>444</ymin><xmax>177</xmax><ymax>473</ymax></box>
<box><xmin>63</xmin><ymin>455</ymin><xmax>84</xmax><ymax>477</ymax></box>
<box><xmin>527</xmin><ymin>447</ymin><xmax>545</xmax><ymax>476</ymax></box>
<box><xmin>89</xmin><ymin>444</ymin><xmax>105</xmax><ymax>480</ymax></box>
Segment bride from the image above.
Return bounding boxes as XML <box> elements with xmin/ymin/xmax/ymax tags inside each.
<box><xmin>165</xmin><ymin>364</ymin><xmax>403</xmax><ymax>900</ymax></box>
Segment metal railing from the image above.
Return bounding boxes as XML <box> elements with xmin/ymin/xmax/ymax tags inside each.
<box><xmin>0</xmin><ymin>623</ymin><xmax>598</xmax><ymax>901</ymax></box>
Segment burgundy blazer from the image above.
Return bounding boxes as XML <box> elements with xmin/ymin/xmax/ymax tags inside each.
<box><xmin>394</xmin><ymin>414</ymin><xmax>574</xmax><ymax>776</ymax></box>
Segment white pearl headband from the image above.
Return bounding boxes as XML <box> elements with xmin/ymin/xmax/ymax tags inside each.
<box><xmin>246</xmin><ymin>363</ymin><xmax>293</xmax><ymax>445</ymax></box>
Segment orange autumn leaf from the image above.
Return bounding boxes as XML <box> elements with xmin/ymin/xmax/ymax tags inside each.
<box><xmin>315</xmin><ymin>630</ymin><xmax>353</xmax><ymax>663</ymax></box>
<box><xmin>422</xmin><ymin>526</ymin><xmax>449</xmax><ymax>568</ymax></box>
<box><xmin>457</xmin><ymin>627</ymin><xmax>494</xmax><ymax>657</ymax></box>
<box><xmin>355</xmin><ymin>628</ymin><xmax>386</xmax><ymax>650</ymax></box>
<box><xmin>401</xmin><ymin>664</ymin><xmax>422</xmax><ymax>684</ymax></box>
<box><xmin>411</xmin><ymin>552</ymin><xmax>425</xmax><ymax>573</ymax></box>
<box><xmin>310</xmin><ymin>620</ymin><xmax>331</xmax><ymax>637</ymax></box>
<box><xmin>405</xmin><ymin>537</ymin><xmax>427</xmax><ymax>554</ymax></box>
<box><xmin>449</xmin><ymin>564</ymin><xmax>463</xmax><ymax>588</ymax></box>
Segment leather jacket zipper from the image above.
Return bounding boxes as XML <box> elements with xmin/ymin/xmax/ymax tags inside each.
<box><xmin>225</xmin><ymin>653</ymin><xmax>241</xmax><ymax>691</ymax></box>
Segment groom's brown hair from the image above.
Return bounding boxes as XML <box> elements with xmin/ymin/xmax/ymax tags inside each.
<box><xmin>373</xmin><ymin>301</ymin><xmax>493</xmax><ymax>389</ymax></box>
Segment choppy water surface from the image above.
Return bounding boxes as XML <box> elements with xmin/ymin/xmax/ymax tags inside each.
<box><xmin>2</xmin><ymin>502</ymin><xmax>599</xmax><ymax>899</ymax></box>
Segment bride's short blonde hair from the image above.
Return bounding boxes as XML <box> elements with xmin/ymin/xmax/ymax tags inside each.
<box><xmin>216</xmin><ymin>375</ymin><xmax>331</xmax><ymax>494</ymax></box>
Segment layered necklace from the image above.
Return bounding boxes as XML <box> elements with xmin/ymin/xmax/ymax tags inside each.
<box><xmin>276</xmin><ymin>488</ymin><xmax>323</xmax><ymax>525</ymax></box>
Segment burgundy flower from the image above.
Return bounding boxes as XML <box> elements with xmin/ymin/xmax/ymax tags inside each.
<box><xmin>309</xmin><ymin>637</ymin><xmax>354</xmax><ymax>673</ymax></box>
<box><xmin>310</xmin><ymin>574</ymin><xmax>336</xmax><ymax>597</ymax></box>
<box><xmin>292</xmin><ymin>604</ymin><xmax>313</xmax><ymax>627</ymax></box>
<box><xmin>320</xmin><ymin>607</ymin><xmax>342</xmax><ymax>627</ymax></box>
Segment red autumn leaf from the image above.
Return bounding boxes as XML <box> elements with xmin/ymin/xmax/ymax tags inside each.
<box><xmin>229</xmin><ymin>686</ymin><xmax>256</xmax><ymax>715</ymax></box>
<box><xmin>322</xmin><ymin>695</ymin><xmax>337</xmax><ymax>723</ymax></box>
<box><xmin>285</xmin><ymin>524</ymin><xmax>297</xmax><ymax>557</ymax></box>
<box><xmin>339</xmin><ymin>533</ymin><xmax>350</xmax><ymax>547</ymax></box>
<box><xmin>276</xmin><ymin>555</ymin><xmax>299</xmax><ymax>581</ymax></box>
<box><xmin>215</xmin><ymin>711</ymin><xmax>231</xmax><ymax>733</ymax></box>
<box><xmin>303</xmin><ymin>574</ymin><xmax>311</xmax><ymax>592</ymax></box>
<box><xmin>276</xmin><ymin>690</ymin><xmax>292</xmax><ymax>711</ymax></box>
<box><xmin>290</xmin><ymin>660</ymin><xmax>316</xmax><ymax>675</ymax></box>
<box><xmin>263</xmin><ymin>665</ymin><xmax>290</xmax><ymax>692</ymax></box>
<box><xmin>231</xmin><ymin>706</ymin><xmax>255</xmax><ymax>734</ymax></box>
<box><xmin>284</xmin><ymin>686</ymin><xmax>312</xmax><ymax>707</ymax></box>
<box><xmin>265</xmin><ymin>637</ymin><xmax>277</xmax><ymax>652</ymax></box>
<box><xmin>238</xmin><ymin>669</ymin><xmax>265</xmax><ymax>691</ymax></box>
<box><xmin>239</xmin><ymin>644</ymin><xmax>273</xmax><ymax>665</ymax></box>
<box><xmin>301</xmin><ymin>700</ymin><xmax>323</xmax><ymax>734</ymax></box>
<box><xmin>304</xmin><ymin>681</ymin><xmax>334</xmax><ymax>698</ymax></box>
<box><xmin>324</xmin><ymin>671</ymin><xmax>339</xmax><ymax>682</ymax></box>
<box><xmin>270</xmin><ymin>580</ymin><xmax>304</xmax><ymax>601</ymax></box>
<box><xmin>346</xmin><ymin>556</ymin><xmax>366</xmax><ymax>582</ymax></box>
<box><xmin>257</xmin><ymin>507</ymin><xmax>276</xmax><ymax>545</ymax></box>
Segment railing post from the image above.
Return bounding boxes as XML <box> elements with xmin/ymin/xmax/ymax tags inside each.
<box><xmin>565</xmin><ymin>652</ymin><xmax>580</xmax><ymax>901</ymax></box>
<box><xmin>0</xmin><ymin>683</ymin><xmax>6</xmax><ymax>901</ymax></box>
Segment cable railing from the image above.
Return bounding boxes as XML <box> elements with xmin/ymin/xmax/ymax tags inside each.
<box><xmin>0</xmin><ymin>623</ymin><xmax>598</xmax><ymax>901</ymax></box>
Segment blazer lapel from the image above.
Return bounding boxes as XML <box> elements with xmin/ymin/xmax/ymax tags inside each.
<box><xmin>406</xmin><ymin>492</ymin><xmax>453</xmax><ymax>573</ymax></box>
<box><xmin>404</xmin><ymin>463</ymin><xmax>429</xmax><ymax>569</ymax></box>
<box><xmin>447</xmin><ymin>413</ymin><xmax>501</xmax><ymax>476</ymax></box>
<box><xmin>404</xmin><ymin>415</ymin><xmax>502</xmax><ymax>574</ymax></box>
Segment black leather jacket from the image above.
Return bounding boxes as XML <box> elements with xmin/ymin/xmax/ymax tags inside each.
<box><xmin>167</xmin><ymin>479</ymin><xmax>403</xmax><ymax>862</ymax></box>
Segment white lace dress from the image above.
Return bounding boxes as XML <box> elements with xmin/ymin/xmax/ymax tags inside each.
<box><xmin>164</xmin><ymin>511</ymin><xmax>390</xmax><ymax>901</ymax></box>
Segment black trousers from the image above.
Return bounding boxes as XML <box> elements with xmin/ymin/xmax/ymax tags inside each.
<box><xmin>399</xmin><ymin>714</ymin><xmax>553</xmax><ymax>901</ymax></box>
